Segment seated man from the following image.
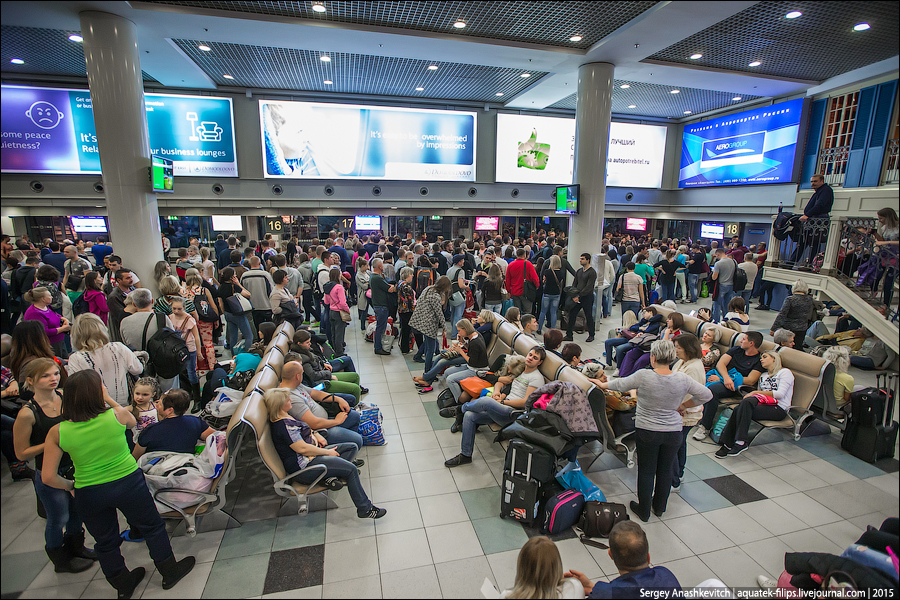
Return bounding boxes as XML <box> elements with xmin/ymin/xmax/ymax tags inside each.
<box><xmin>444</xmin><ymin>347</ymin><xmax>546</xmax><ymax>467</ymax></box>
<box><xmin>565</xmin><ymin>521</ymin><xmax>682</xmax><ymax>599</ymax></box>
<box><xmin>279</xmin><ymin>361</ymin><xmax>364</xmax><ymax>453</ymax></box>
<box><xmin>604</xmin><ymin>307</ymin><xmax>664</xmax><ymax>369</ymax></box>
<box><xmin>133</xmin><ymin>389</ymin><xmax>215</xmax><ymax>459</ymax></box>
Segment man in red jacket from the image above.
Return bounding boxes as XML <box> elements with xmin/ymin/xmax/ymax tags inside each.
<box><xmin>506</xmin><ymin>247</ymin><xmax>539</xmax><ymax>313</ymax></box>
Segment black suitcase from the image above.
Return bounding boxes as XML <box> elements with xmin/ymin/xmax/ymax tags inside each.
<box><xmin>501</xmin><ymin>446</ymin><xmax>542</xmax><ymax>525</ymax></box>
<box><xmin>841</xmin><ymin>374</ymin><xmax>898</xmax><ymax>463</ymax></box>
<box><xmin>504</xmin><ymin>439</ymin><xmax>557</xmax><ymax>484</ymax></box>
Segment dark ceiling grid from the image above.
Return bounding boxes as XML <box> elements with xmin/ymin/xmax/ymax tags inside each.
<box><xmin>143</xmin><ymin>1</ymin><xmax>658</xmax><ymax>49</ymax></box>
<box><xmin>173</xmin><ymin>39</ymin><xmax>548</xmax><ymax>102</ymax></box>
<box><xmin>547</xmin><ymin>79</ymin><xmax>763</xmax><ymax>118</ymax></box>
<box><xmin>1</xmin><ymin>25</ymin><xmax>158</xmax><ymax>81</ymax></box>
<box><xmin>646</xmin><ymin>0</ymin><xmax>900</xmax><ymax>82</ymax></box>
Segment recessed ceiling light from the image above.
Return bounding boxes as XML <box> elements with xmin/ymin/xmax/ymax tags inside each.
<box><xmin>620</xmin><ymin>84</ymin><xmax>630</xmax><ymax>89</ymax></box>
<box><xmin>223</xmin><ymin>74</ymin><xmax>234</xmax><ymax>79</ymax></box>
<box><xmin>628</xmin><ymin>105</ymin><xmax>637</xmax><ymax>109</ymax></box>
<box><xmin>785</xmin><ymin>11</ymin><xmax>802</xmax><ymax>18</ymax></box>
<box><xmin>690</xmin><ymin>53</ymin><xmax>702</xmax><ymax>59</ymax></box>
<box><xmin>415</xmin><ymin>87</ymin><xmax>424</xmax><ymax>91</ymax></box>
<box><xmin>496</xmin><ymin>92</ymin><xmax>504</xmax><ymax>96</ymax></box>
<box><xmin>10</xmin><ymin>58</ymin><xmax>24</xmax><ymax>64</ymax></box>
<box><xmin>324</xmin><ymin>80</ymin><xmax>333</xmax><ymax>85</ymax></box>
<box><xmin>198</xmin><ymin>44</ymin><xmax>211</xmax><ymax>51</ymax></box>
<box><xmin>748</xmin><ymin>61</ymin><xmax>761</xmax><ymax>67</ymax></box>
<box><xmin>670</xmin><ymin>89</ymin><xmax>680</xmax><ymax>94</ymax></box>
<box><xmin>732</xmin><ymin>96</ymin><xmax>742</xmax><ymax>101</ymax></box>
<box><xmin>312</xmin><ymin>2</ymin><xmax>326</xmax><ymax>12</ymax></box>
<box><xmin>427</xmin><ymin>65</ymin><xmax>438</xmax><ymax>70</ymax></box>
<box><xmin>69</xmin><ymin>34</ymin><xmax>83</xmax><ymax>43</ymax></box>
<box><xmin>569</xmin><ymin>35</ymin><xmax>583</xmax><ymax>42</ymax></box>
<box><xmin>853</xmin><ymin>23</ymin><xmax>870</xmax><ymax>31</ymax></box>
<box><xmin>320</xmin><ymin>55</ymin><xmax>331</xmax><ymax>62</ymax></box>
<box><xmin>684</xmin><ymin>110</ymin><xmax>692</xmax><ymax>114</ymax></box>
<box><xmin>453</xmin><ymin>20</ymin><xmax>466</xmax><ymax>29</ymax></box>
<box><xmin>520</xmin><ymin>73</ymin><xmax>531</xmax><ymax>78</ymax></box>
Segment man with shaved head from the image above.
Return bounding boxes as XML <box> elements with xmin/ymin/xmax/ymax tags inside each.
<box><xmin>62</xmin><ymin>244</ymin><xmax>93</xmax><ymax>304</ymax></box>
<box><xmin>278</xmin><ymin>359</ymin><xmax>364</xmax><ymax>451</ymax></box>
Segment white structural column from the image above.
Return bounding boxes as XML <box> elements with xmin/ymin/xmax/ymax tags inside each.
<box><xmin>568</xmin><ymin>62</ymin><xmax>614</xmax><ymax>258</ymax></box>
<box><xmin>80</xmin><ymin>11</ymin><xmax>162</xmax><ymax>296</ymax></box>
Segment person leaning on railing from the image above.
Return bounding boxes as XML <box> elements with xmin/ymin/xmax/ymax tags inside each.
<box><xmin>871</xmin><ymin>207</ymin><xmax>899</xmax><ymax>310</ymax></box>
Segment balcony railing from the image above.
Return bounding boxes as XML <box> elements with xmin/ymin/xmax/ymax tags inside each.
<box><xmin>882</xmin><ymin>138</ymin><xmax>899</xmax><ymax>185</ymax></box>
<box><xmin>816</xmin><ymin>145</ymin><xmax>850</xmax><ymax>188</ymax></box>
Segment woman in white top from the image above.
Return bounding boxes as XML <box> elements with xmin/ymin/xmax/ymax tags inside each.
<box><xmin>66</xmin><ymin>313</ymin><xmax>143</xmax><ymax>405</ymax></box>
<box><xmin>500</xmin><ymin>536</ymin><xmax>584</xmax><ymax>599</ymax></box>
<box><xmin>198</xmin><ymin>247</ymin><xmax>217</xmax><ymax>283</ymax></box>
<box><xmin>715</xmin><ymin>350</ymin><xmax>793</xmax><ymax>459</ymax></box>
<box><xmin>670</xmin><ymin>333</ymin><xmax>706</xmax><ymax>491</ymax></box>
<box><xmin>723</xmin><ymin>296</ymin><xmax>750</xmax><ymax>332</ymax></box>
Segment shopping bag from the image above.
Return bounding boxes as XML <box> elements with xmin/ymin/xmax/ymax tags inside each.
<box><xmin>555</xmin><ymin>462</ymin><xmax>606</xmax><ymax>502</ymax></box>
<box><xmin>357</xmin><ymin>402</ymin><xmax>386</xmax><ymax>446</ymax></box>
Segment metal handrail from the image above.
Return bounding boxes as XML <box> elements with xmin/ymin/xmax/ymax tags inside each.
<box><xmin>882</xmin><ymin>138</ymin><xmax>899</xmax><ymax>185</ymax></box>
<box><xmin>836</xmin><ymin>217</ymin><xmax>899</xmax><ymax>323</ymax></box>
<box><xmin>816</xmin><ymin>145</ymin><xmax>851</xmax><ymax>188</ymax></box>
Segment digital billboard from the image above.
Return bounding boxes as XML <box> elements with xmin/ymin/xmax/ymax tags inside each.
<box><xmin>260</xmin><ymin>100</ymin><xmax>476</xmax><ymax>181</ymax></box>
<box><xmin>679</xmin><ymin>98</ymin><xmax>803</xmax><ymax>188</ymax></box>
<box><xmin>0</xmin><ymin>85</ymin><xmax>238</xmax><ymax>176</ymax></box>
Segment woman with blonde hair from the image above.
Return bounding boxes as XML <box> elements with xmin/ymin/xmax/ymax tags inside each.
<box><xmin>538</xmin><ymin>254</ymin><xmax>564</xmax><ymax>331</ymax></box>
<box><xmin>501</xmin><ymin>536</ymin><xmax>584</xmax><ymax>598</ymax></box>
<box><xmin>66</xmin><ymin>313</ymin><xmax>143</xmax><ymax>405</ymax></box>
<box><xmin>823</xmin><ymin>345</ymin><xmax>854</xmax><ymax>417</ymax></box>
<box><xmin>182</xmin><ymin>268</ymin><xmax>218</xmax><ymax>374</ymax></box>
<box><xmin>198</xmin><ymin>247</ymin><xmax>216</xmax><ymax>283</ymax></box>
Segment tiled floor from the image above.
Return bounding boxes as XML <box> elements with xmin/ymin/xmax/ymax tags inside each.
<box><xmin>2</xmin><ymin>299</ymin><xmax>897</xmax><ymax>598</ymax></box>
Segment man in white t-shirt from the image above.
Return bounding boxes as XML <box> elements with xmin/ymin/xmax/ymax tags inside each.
<box><xmin>737</xmin><ymin>252</ymin><xmax>758</xmax><ymax>306</ymax></box>
<box><xmin>445</xmin><ymin>347</ymin><xmax>546</xmax><ymax>467</ymax></box>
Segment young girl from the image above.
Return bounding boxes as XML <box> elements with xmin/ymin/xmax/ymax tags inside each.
<box><xmin>169</xmin><ymin>298</ymin><xmax>202</xmax><ymax>412</ymax></box>
<box><xmin>505</xmin><ymin>306</ymin><xmax>522</xmax><ymax>332</ymax></box>
<box><xmin>130</xmin><ymin>377</ymin><xmax>161</xmax><ymax>440</ymax></box>
<box><xmin>501</xmin><ymin>536</ymin><xmax>584</xmax><ymax>598</ymax></box>
<box><xmin>724</xmin><ymin>297</ymin><xmax>751</xmax><ymax>332</ymax></box>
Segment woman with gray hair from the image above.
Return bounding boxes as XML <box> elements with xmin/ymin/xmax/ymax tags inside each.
<box><xmin>771</xmin><ymin>280</ymin><xmax>815</xmax><ymax>350</ymax></box>
<box><xmin>823</xmin><ymin>346</ymin><xmax>854</xmax><ymax>417</ymax></box>
<box><xmin>699</xmin><ymin>325</ymin><xmax>722</xmax><ymax>371</ymax></box>
<box><xmin>596</xmin><ymin>340</ymin><xmax>712</xmax><ymax>522</ymax></box>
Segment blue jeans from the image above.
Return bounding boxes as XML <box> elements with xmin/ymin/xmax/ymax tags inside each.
<box><xmin>660</xmin><ymin>282</ymin><xmax>676</xmax><ymax>302</ymax></box>
<box><xmin>322</xmin><ymin>411</ymin><xmax>364</xmax><ymax>449</ymax></box>
<box><xmin>712</xmin><ymin>284</ymin><xmax>734</xmax><ymax>322</ymax></box>
<box><xmin>449</xmin><ymin>303</ymin><xmax>466</xmax><ymax>340</ymax></box>
<box><xmin>74</xmin><ymin>469</ymin><xmax>172</xmax><ymax>579</ymax></box>
<box><xmin>605</xmin><ymin>337</ymin><xmax>632</xmax><ymax>367</ymax></box>
<box><xmin>620</xmin><ymin>301</ymin><xmax>640</xmax><ymax>324</ymax></box>
<box><xmin>603</xmin><ymin>287</ymin><xmax>613</xmax><ymax>319</ymax></box>
<box><xmin>34</xmin><ymin>469</ymin><xmax>83</xmax><ymax>548</ymax></box>
<box><xmin>415</xmin><ymin>335</ymin><xmax>439</xmax><ymax>373</ymax></box>
<box><xmin>687</xmin><ymin>274</ymin><xmax>699</xmax><ymax>303</ymax></box>
<box><xmin>1</xmin><ymin>414</ymin><xmax>17</xmax><ymax>465</ymax></box>
<box><xmin>739</xmin><ymin>290</ymin><xmax>752</xmax><ymax>306</ymax></box>
<box><xmin>670</xmin><ymin>426</ymin><xmax>692</xmax><ymax>488</ymax></box>
<box><xmin>224</xmin><ymin>312</ymin><xmax>254</xmax><ymax>354</ymax></box>
<box><xmin>296</xmin><ymin>442</ymin><xmax>372</xmax><ymax>514</ymax></box>
<box><xmin>484</xmin><ymin>303</ymin><xmax>502</xmax><ymax>315</ymax></box>
<box><xmin>321</xmin><ymin>305</ymin><xmax>332</xmax><ymax>345</ymax></box>
<box><xmin>538</xmin><ymin>294</ymin><xmax>560</xmax><ymax>330</ymax></box>
<box><xmin>445</xmin><ymin>366</ymin><xmax>476</xmax><ymax>401</ymax></box>
<box><xmin>329</xmin><ymin>356</ymin><xmax>356</xmax><ymax>373</ymax></box>
<box><xmin>373</xmin><ymin>306</ymin><xmax>389</xmax><ymax>352</ymax></box>
<box><xmin>460</xmin><ymin>397</ymin><xmax>515</xmax><ymax>457</ymax></box>
<box><xmin>422</xmin><ymin>356</ymin><xmax>466</xmax><ymax>384</ymax></box>
<box><xmin>185</xmin><ymin>350</ymin><xmax>198</xmax><ymax>384</ymax></box>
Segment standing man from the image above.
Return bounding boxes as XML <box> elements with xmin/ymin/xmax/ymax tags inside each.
<box><xmin>331</xmin><ymin>238</ymin><xmax>350</xmax><ymax>273</ymax></box>
<box><xmin>101</xmin><ymin>255</ymin><xmax>143</xmax><ymax>294</ymax></box>
<box><xmin>106</xmin><ymin>269</ymin><xmax>136</xmax><ymax>343</ymax></box>
<box><xmin>91</xmin><ymin>236</ymin><xmax>114</xmax><ymax>266</ymax></box>
<box><xmin>369</xmin><ymin>258</ymin><xmax>395</xmax><ymax>356</ymax></box>
<box><xmin>710</xmin><ymin>247</ymin><xmax>735</xmax><ymax>323</ymax></box>
<box><xmin>61</xmin><ymin>244</ymin><xmax>93</xmax><ymax>305</ymax></box>
<box><xmin>737</xmin><ymin>252</ymin><xmax>758</xmax><ymax>307</ymax></box>
<box><xmin>316</xmin><ymin>251</ymin><xmax>335</xmax><ymax>342</ymax></box>
<box><xmin>217</xmin><ymin>237</ymin><xmax>238</xmax><ymax>278</ymax></box>
<box><xmin>240</xmin><ymin>256</ymin><xmax>275</xmax><ymax>339</ymax></box>
<box><xmin>792</xmin><ymin>174</ymin><xmax>834</xmax><ymax>263</ymax></box>
<box><xmin>43</xmin><ymin>242</ymin><xmax>67</xmax><ymax>278</ymax></box>
<box><xmin>506</xmin><ymin>248</ymin><xmax>539</xmax><ymax>313</ymax></box>
<box><xmin>564</xmin><ymin>253</ymin><xmax>598</xmax><ymax>343</ymax></box>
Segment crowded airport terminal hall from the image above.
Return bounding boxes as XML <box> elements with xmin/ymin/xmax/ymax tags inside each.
<box><xmin>2</xmin><ymin>1</ymin><xmax>900</xmax><ymax>598</ymax></box>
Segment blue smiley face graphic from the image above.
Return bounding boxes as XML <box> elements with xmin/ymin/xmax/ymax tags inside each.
<box><xmin>26</xmin><ymin>101</ymin><xmax>64</xmax><ymax>129</ymax></box>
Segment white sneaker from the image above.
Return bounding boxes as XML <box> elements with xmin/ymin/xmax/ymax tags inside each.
<box><xmin>692</xmin><ymin>425</ymin><xmax>708</xmax><ymax>441</ymax></box>
<box><xmin>612</xmin><ymin>369</ymin><xmax>620</xmax><ymax>377</ymax></box>
<box><xmin>757</xmin><ymin>575</ymin><xmax>777</xmax><ymax>589</ymax></box>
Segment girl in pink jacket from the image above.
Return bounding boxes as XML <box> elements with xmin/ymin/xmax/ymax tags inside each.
<box><xmin>325</xmin><ymin>268</ymin><xmax>351</xmax><ymax>356</ymax></box>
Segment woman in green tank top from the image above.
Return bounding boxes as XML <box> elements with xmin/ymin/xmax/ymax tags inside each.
<box><xmin>41</xmin><ymin>370</ymin><xmax>195</xmax><ymax>600</ymax></box>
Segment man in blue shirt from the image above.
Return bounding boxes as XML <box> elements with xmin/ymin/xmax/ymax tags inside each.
<box><xmin>133</xmin><ymin>389</ymin><xmax>215</xmax><ymax>458</ymax></box>
<box><xmin>91</xmin><ymin>236</ymin><xmax>114</xmax><ymax>265</ymax></box>
<box><xmin>566</xmin><ymin>521</ymin><xmax>681</xmax><ymax>599</ymax></box>
<box><xmin>43</xmin><ymin>241</ymin><xmax>67</xmax><ymax>278</ymax></box>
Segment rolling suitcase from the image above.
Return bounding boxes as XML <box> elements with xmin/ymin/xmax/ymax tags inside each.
<box><xmin>503</xmin><ymin>439</ymin><xmax>556</xmax><ymax>485</ymax></box>
<box><xmin>841</xmin><ymin>373</ymin><xmax>898</xmax><ymax>463</ymax></box>
<box><xmin>501</xmin><ymin>445</ymin><xmax>541</xmax><ymax>525</ymax></box>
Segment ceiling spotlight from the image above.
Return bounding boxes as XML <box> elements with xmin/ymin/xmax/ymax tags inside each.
<box><xmin>415</xmin><ymin>87</ymin><xmax>424</xmax><ymax>91</ymax></box>
<box><xmin>520</xmin><ymin>73</ymin><xmax>531</xmax><ymax>78</ymax></box>
<box><xmin>785</xmin><ymin>11</ymin><xmax>802</xmax><ymax>18</ymax></box>
<box><xmin>69</xmin><ymin>34</ymin><xmax>84</xmax><ymax>43</ymax></box>
<box><xmin>732</xmin><ymin>96</ymin><xmax>742</xmax><ymax>101</ymax></box>
<box><xmin>312</xmin><ymin>2</ymin><xmax>326</xmax><ymax>12</ymax></box>
<box><xmin>853</xmin><ymin>23</ymin><xmax>870</xmax><ymax>31</ymax></box>
<box><xmin>427</xmin><ymin>65</ymin><xmax>438</xmax><ymax>70</ymax></box>
<box><xmin>748</xmin><ymin>61</ymin><xmax>761</xmax><ymax>67</ymax></box>
<box><xmin>690</xmin><ymin>53</ymin><xmax>702</xmax><ymax>59</ymax></box>
<box><xmin>324</xmin><ymin>79</ymin><xmax>333</xmax><ymax>85</ymax></box>
<box><xmin>495</xmin><ymin>92</ymin><xmax>504</xmax><ymax>96</ymax></box>
<box><xmin>670</xmin><ymin>89</ymin><xmax>680</xmax><ymax>94</ymax></box>
<box><xmin>10</xmin><ymin>58</ymin><xmax>24</xmax><ymax>64</ymax></box>
<box><xmin>628</xmin><ymin>105</ymin><xmax>637</xmax><ymax>109</ymax></box>
<box><xmin>453</xmin><ymin>20</ymin><xmax>466</xmax><ymax>28</ymax></box>
<box><xmin>198</xmin><ymin>44</ymin><xmax>211</xmax><ymax>51</ymax></box>
<box><xmin>620</xmin><ymin>84</ymin><xmax>630</xmax><ymax>89</ymax></box>
<box><xmin>320</xmin><ymin>55</ymin><xmax>331</xmax><ymax>62</ymax></box>
<box><xmin>569</xmin><ymin>35</ymin><xmax>583</xmax><ymax>42</ymax></box>
<box><xmin>223</xmin><ymin>74</ymin><xmax>234</xmax><ymax>79</ymax></box>
<box><xmin>684</xmin><ymin>110</ymin><xmax>692</xmax><ymax>114</ymax></box>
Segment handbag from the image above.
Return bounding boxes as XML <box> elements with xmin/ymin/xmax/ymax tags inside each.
<box><xmin>629</xmin><ymin>332</ymin><xmax>657</xmax><ymax>349</ymax></box>
<box><xmin>621</xmin><ymin>329</ymin><xmax>638</xmax><ymax>340</ymax></box>
<box><xmin>65</xmin><ymin>263</ymin><xmax>83</xmax><ymax>291</ymax></box>
<box><xmin>579</xmin><ymin>501</ymin><xmax>630</xmax><ymax>539</ymax></box>
<box><xmin>357</xmin><ymin>402</ymin><xmax>386</xmax><ymax>446</ymax></box>
<box><xmin>339</xmin><ymin>310</ymin><xmax>352</xmax><ymax>323</ymax></box>
<box><xmin>225</xmin><ymin>293</ymin><xmax>252</xmax><ymax>315</ymax></box>
<box><xmin>460</xmin><ymin>376</ymin><xmax>491</xmax><ymax>398</ymax></box>
<box><xmin>747</xmin><ymin>392</ymin><xmax>778</xmax><ymax>405</ymax></box>
<box><xmin>500</xmin><ymin>287</ymin><xmax>510</xmax><ymax>301</ymax></box>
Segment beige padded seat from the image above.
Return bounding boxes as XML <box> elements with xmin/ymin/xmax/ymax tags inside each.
<box><xmin>541</xmin><ymin>352</ymin><xmax>567</xmax><ymax>382</ymax></box>
<box><xmin>497</xmin><ymin>322</ymin><xmax>520</xmax><ymax>348</ymax></box>
<box><xmin>514</xmin><ymin>332</ymin><xmax>538</xmax><ymax>358</ymax></box>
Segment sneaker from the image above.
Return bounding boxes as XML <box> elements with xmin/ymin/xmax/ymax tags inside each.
<box><xmin>10</xmin><ymin>462</ymin><xmax>35</xmax><ymax>482</ymax></box>
<box><xmin>412</xmin><ymin>357</ymin><xmax>425</xmax><ymax>363</ymax></box>
<box><xmin>757</xmin><ymin>575</ymin><xmax>777</xmax><ymax>589</ymax></box>
<box><xmin>358</xmin><ymin>506</ymin><xmax>387</xmax><ymax>519</ymax></box>
<box><xmin>726</xmin><ymin>442</ymin><xmax>748</xmax><ymax>457</ymax></box>
<box><xmin>585</xmin><ymin>336</ymin><xmax>595</xmax><ymax>343</ymax></box>
<box><xmin>714</xmin><ymin>445</ymin><xmax>732</xmax><ymax>459</ymax></box>
<box><xmin>444</xmin><ymin>453</ymin><xmax>473</xmax><ymax>468</ymax></box>
<box><xmin>562</xmin><ymin>335</ymin><xmax>574</xmax><ymax>341</ymax></box>
<box><xmin>323</xmin><ymin>477</ymin><xmax>344</xmax><ymax>491</ymax></box>
<box><xmin>351</xmin><ymin>459</ymin><xmax>365</xmax><ymax>468</ymax></box>
<box><xmin>439</xmin><ymin>406</ymin><xmax>459</xmax><ymax>418</ymax></box>
<box><xmin>671</xmin><ymin>482</ymin><xmax>681</xmax><ymax>493</ymax></box>
<box><xmin>120</xmin><ymin>530</ymin><xmax>144</xmax><ymax>543</ymax></box>
<box><xmin>417</xmin><ymin>386</ymin><xmax>434</xmax><ymax>394</ymax></box>
<box><xmin>692</xmin><ymin>425</ymin><xmax>708</xmax><ymax>441</ymax></box>
<box><xmin>359</xmin><ymin>387</ymin><xmax>369</xmax><ymax>395</ymax></box>
<box><xmin>612</xmin><ymin>369</ymin><xmax>620</xmax><ymax>377</ymax></box>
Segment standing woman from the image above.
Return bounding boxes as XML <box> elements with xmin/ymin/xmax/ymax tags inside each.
<box><xmin>397</xmin><ymin>267</ymin><xmax>417</xmax><ymax>354</ymax></box>
<box><xmin>40</xmin><ymin>370</ymin><xmax>196</xmax><ymax>599</ymax></box>
<box><xmin>67</xmin><ymin>313</ymin><xmax>143</xmax><ymax>407</ymax></box>
<box><xmin>770</xmin><ymin>280</ymin><xmax>815</xmax><ymax>350</ymax></box>
<box><xmin>410</xmin><ymin>276</ymin><xmax>451</xmax><ymax>371</ymax></box>
<box><xmin>153</xmin><ymin>260</ymin><xmax>171</xmax><ymax>287</ymax></box>
<box><xmin>297</xmin><ymin>253</ymin><xmax>317</xmax><ymax>325</ymax></box>
<box><xmin>326</xmin><ymin>268</ymin><xmax>351</xmax><ymax>357</ymax></box>
<box><xmin>356</xmin><ymin>257</ymin><xmax>370</xmax><ymax>331</ymax></box>
<box><xmin>675</xmin><ymin>245</ymin><xmax>690</xmax><ymax>304</ymax></box>
<box><xmin>217</xmin><ymin>267</ymin><xmax>255</xmax><ymax>354</ymax></box>
<box><xmin>538</xmin><ymin>255</ymin><xmax>563</xmax><ymax>332</ymax></box>
<box><xmin>480</xmin><ymin>263</ymin><xmax>505</xmax><ymax>315</ymax></box>
<box><xmin>83</xmin><ymin>271</ymin><xmax>110</xmax><ymax>324</ymax></box>
<box><xmin>23</xmin><ymin>287</ymin><xmax>70</xmax><ymax>358</ymax></box>
<box><xmin>13</xmin><ymin>359</ymin><xmax>96</xmax><ymax>573</ymax></box>
<box><xmin>872</xmin><ymin>206</ymin><xmax>899</xmax><ymax>308</ymax></box>
<box><xmin>653</xmin><ymin>250</ymin><xmax>680</xmax><ymax>303</ymax></box>
<box><xmin>198</xmin><ymin>247</ymin><xmax>217</xmax><ymax>284</ymax></box>
<box><xmin>670</xmin><ymin>334</ymin><xmax>706</xmax><ymax>491</ymax></box>
<box><xmin>182</xmin><ymin>268</ymin><xmax>218</xmax><ymax>374</ymax></box>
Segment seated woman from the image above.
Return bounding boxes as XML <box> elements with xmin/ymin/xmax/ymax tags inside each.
<box><xmin>474</xmin><ymin>309</ymin><xmax>497</xmax><ymax>348</ymax></box>
<box><xmin>696</xmin><ymin>307</ymin><xmax>712</xmax><ymax>323</ymax></box>
<box><xmin>440</xmin><ymin>319</ymin><xmax>490</xmax><ymax>402</ymax></box>
<box><xmin>823</xmin><ymin>346</ymin><xmax>854</xmax><ymax>420</ymax></box>
<box><xmin>543</xmin><ymin>329</ymin><xmax>565</xmax><ymax>358</ymax></box>
<box><xmin>505</xmin><ymin>306</ymin><xmax>522</xmax><ymax>332</ymax></box>
<box><xmin>715</xmin><ymin>350</ymin><xmax>794</xmax><ymax>458</ymax></box>
<box><xmin>291</xmin><ymin>329</ymin><xmax>365</xmax><ymax>403</ymax></box>
<box><xmin>619</xmin><ymin>312</ymin><xmax>684</xmax><ymax>378</ymax></box>
<box><xmin>699</xmin><ymin>325</ymin><xmax>722</xmax><ymax>372</ymax></box>
<box><xmin>499</xmin><ymin>536</ymin><xmax>585</xmax><ymax>599</ymax></box>
<box><xmin>443</xmin><ymin>353</ymin><xmax>527</xmax><ymax>432</ymax></box>
<box><xmin>561</xmin><ymin>342</ymin><xmax>582</xmax><ymax>369</ymax></box>
<box><xmin>412</xmin><ymin>318</ymin><xmax>479</xmax><ymax>393</ymax></box>
<box><xmin>604</xmin><ymin>307</ymin><xmax>663</xmax><ymax>369</ymax></box>
<box><xmin>581</xmin><ymin>363</ymin><xmax>636</xmax><ymax>423</ymax></box>
<box><xmin>723</xmin><ymin>297</ymin><xmax>750</xmax><ymax>332</ymax></box>
<box><xmin>264</xmin><ymin>387</ymin><xmax>386</xmax><ymax>519</ymax></box>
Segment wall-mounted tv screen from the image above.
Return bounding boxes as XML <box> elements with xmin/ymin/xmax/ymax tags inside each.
<box><xmin>555</xmin><ymin>184</ymin><xmax>579</xmax><ymax>215</ymax></box>
<box><xmin>626</xmin><ymin>218</ymin><xmax>647</xmax><ymax>231</ymax></box>
<box><xmin>151</xmin><ymin>155</ymin><xmax>174</xmax><ymax>193</ymax></box>
<box><xmin>679</xmin><ymin>98</ymin><xmax>803</xmax><ymax>188</ymax></box>
<box><xmin>70</xmin><ymin>216</ymin><xmax>107</xmax><ymax>233</ymax></box>
<box><xmin>475</xmin><ymin>217</ymin><xmax>499</xmax><ymax>231</ymax></box>
<box><xmin>211</xmin><ymin>215</ymin><xmax>242</xmax><ymax>231</ymax></box>
<box><xmin>355</xmin><ymin>216</ymin><xmax>381</xmax><ymax>230</ymax></box>
<box><xmin>701</xmin><ymin>223</ymin><xmax>725</xmax><ymax>239</ymax></box>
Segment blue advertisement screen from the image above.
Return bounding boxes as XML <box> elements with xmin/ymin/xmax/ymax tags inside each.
<box><xmin>678</xmin><ymin>98</ymin><xmax>803</xmax><ymax>188</ymax></box>
<box><xmin>260</xmin><ymin>100</ymin><xmax>476</xmax><ymax>181</ymax></box>
<box><xmin>1</xmin><ymin>85</ymin><xmax>237</xmax><ymax>176</ymax></box>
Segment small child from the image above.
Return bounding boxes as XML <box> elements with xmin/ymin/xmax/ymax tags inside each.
<box><xmin>170</xmin><ymin>298</ymin><xmax>202</xmax><ymax>411</ymax></box>
<box><xmin>131</xmin><ymin>376</ymin><xmax>161</xmax><ymax>440</ymax></box>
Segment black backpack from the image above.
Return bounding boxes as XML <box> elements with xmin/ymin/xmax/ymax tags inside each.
<box><xmin>732</xmin><ymin>259</ymin><xmax>748</xmax><ymax>292</ymax></box>
<box><xmin>72</xmin><ymin>293</ymin><xmax>90</xmax><ymax>316</ymax></box>
<box><xmin>141</xmin><ymin>312</ymin><xmax>189</xmax><ymax>379</ymax></box>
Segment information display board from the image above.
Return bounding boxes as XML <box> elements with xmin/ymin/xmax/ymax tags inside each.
<box><xmin>701</xmin><ymin>223</ymin><xmax>725</xmax><ymax>239</ymax></box>
<box><xmin>626</xmin><ymin>218</ymin><xmax>647</xmax><ymax>231</ymax></box>
<box><xmin>679</xmin><ymin>98</ymin><xmax>803</xmax><ymax>188</ymax></box>
<box><xmin>211</xmin><ymin>215</ymin><xmax>242</xmax><ymax>231</ymax></box>
<box><xmin>0</xmin><ymin>85</ymin><xmax>238</xmax><ymax>176</ymax></box>
<box><xmin>260</xmin><ymin>100</ymin><xmax>476</xmax><ymax>181</ymax></box>
<box><xmin>475</xmin><ymin>217</ymin><xmax>499</xmax><ymax>231</ymax></box>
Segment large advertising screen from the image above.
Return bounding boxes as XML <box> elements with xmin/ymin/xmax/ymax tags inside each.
<box><xmin>495</xmin><ymin>114</ymin><xmax>667</xmax><ymax>188</ymax></box>
<box><xmin>679</xmin><ymin>98</ymin><xmax>803</xmax><ymax>188</ymax></box>
<box><xmin>0</xmin><ymin>85</ymin><xmax>237</xmax><ymax>176</ymax></box>
<box><xmin>260</xmin><ymin>100</ymin><xmax>476</xmax><ymax>181</ymax></box>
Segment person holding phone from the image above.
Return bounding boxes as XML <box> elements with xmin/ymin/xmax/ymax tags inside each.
<box><xmin>217</xmin><ymin>267</ymin><xmax>254</xmax><ymax>354</ymax></box>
